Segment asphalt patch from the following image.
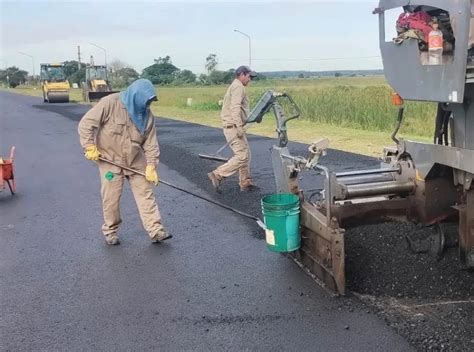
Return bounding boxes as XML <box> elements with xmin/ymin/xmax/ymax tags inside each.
<box><xmin>31</xmin><ymin>101</ymin><xmax>473</xmax><ymax>352</ymax></box>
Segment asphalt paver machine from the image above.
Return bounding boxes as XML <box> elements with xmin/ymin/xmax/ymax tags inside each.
<box><xmin>270</xmin><ymin>1</ymin><xmax>474</xmax><ymax>294</ymax></box>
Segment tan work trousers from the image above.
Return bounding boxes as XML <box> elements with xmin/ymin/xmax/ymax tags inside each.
<box><xmin>99</xmin><ymin>167</ymin><xmax>164</xmax><ymax>238</ymax></box>
<box><xmin>214</xmin><ymin>128</ymin><xmax>251</xmax><ymax>184</ymax></box>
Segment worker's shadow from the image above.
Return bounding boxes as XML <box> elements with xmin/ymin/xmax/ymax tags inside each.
<box><xmin>144</xmin><ymin>241</ymin><xmax>174</xmax><ymax>255</ymax></box>
<box><xmin>0</xmin><ymin>192</ymin><xmax>22</xmax><ymax>204</ymax></box>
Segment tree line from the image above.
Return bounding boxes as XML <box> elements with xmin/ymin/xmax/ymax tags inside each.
<box><xmin>0</xmin><ymin>54</ymin><xmax>264</xmax><ymax>88</ymax></box>
<box><xmin>140</xmin><ymin>54</ymin><xmax>264</xmax><ymax>86</ymax></box>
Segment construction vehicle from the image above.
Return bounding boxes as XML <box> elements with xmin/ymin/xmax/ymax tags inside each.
<box><xmin>82</xmin><ymin>59</ymin><xmax>118</xmax><ymax>103</ymax></box>
<box><xmin>268</xmin><ymin>1</ymin><xmax>474</xmax><ymax>295</ymax></box>
<box><xmin>40</xmin><ymin>63</ymin><xmax>70</xmax><ymax>103</ymax></box>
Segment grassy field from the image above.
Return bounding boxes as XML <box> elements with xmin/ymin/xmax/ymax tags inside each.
<box><xmin>2</xmin><ymin>76</ymin><xmax>434</xmax><ymax>156</ymax></box>
<box><xmin>155</xmin><ymin>77</ymin><xmax>436</xmax><ymax>135</ymax></box>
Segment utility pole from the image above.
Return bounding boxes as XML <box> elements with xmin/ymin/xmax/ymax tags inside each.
<box><xmin>77</xmin><ymin>46</ymin><xmax>82</xmax><ymax>69</ymax></box>
<box><xmin>18</xmin><ymin>51</ymin><xmax>35</xmax><ymax>83</ymax></box>
<box><xmin>233</xmin><ymin>29</ymin><xmax>252</xmax><ymax>67</ymax></box>
<box><xmin>90</xmin><ymin>43</ymin><xmax>108</xmax><ymax>79</ymax></box>
<box><xmin>90</xmin><ymin>43</ymin><xmax>107</xmax><ymax>66</ymax></box>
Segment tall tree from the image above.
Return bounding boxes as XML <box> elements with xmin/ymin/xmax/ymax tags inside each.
<box><xmin>62</xmin><ymin>60</ymin><xmax>86</xmax><ymax>84</ymax></box>
<box><xmin>109</xmin><ymin>59</ymin><xmax>127</xmax><ymax>74</ymax></box>
<box><xmin>142</xmin><ymin>56</ymin><xmax>179</xmax><ymax>84</ymax></box>
<box><xmin>107</xmin><ymin>60</ymin><xmax>139</xmax><ymax>88</ymax></box>
<box><xmin>173</xmin><ymin>69</ymin><xmax>197</xmax><ymax>84</ymax></box>
<box><xmin>112</xmin><ymin>67</ymin><xmax>139</xmax><ymax>88</ymax></box>
<box><xmin>205</xmin><ymin>54</ymin><xmax>218</xmax><ymax>73</ymax></box>
<box><xmin>155</xmin><ymin>56</ymin><xmax>172</xmax><ymax>65</ymax></box>
<box><xmin>0</xmin><ymin>66</ymin><xmax>28</xmax><ymax>88</ymax></box>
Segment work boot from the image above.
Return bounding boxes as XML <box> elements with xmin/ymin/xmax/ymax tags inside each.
<box><xmin>151</xmin><ymin>230</ymin><xmax>173</xmax><ymax>243</ymax></box>
<box><xmin>105</xmin><ymin>234</ymin><xmax>120</xmax><ymax>245</ymax></box>
<box><xmin>240</xmin><ymin>179</ymin><xmax>257</xmax><ymax>192</ymax></box>
<box><xmin>207</xmin><ymin>171</ymin><xmax>222</xmax><ymax>193</ymax></box>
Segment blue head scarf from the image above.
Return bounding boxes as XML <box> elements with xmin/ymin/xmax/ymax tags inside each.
<box><xmin>119</xmin><ymin>79</ymin><xmax>157</xmax><ymax>134</ymax></box>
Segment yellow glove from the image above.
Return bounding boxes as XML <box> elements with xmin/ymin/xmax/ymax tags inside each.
<box><xmin>145</xmin><ymin>164</ymin><xmax>159</xmax><ymax>185</ymax></box>
<box><xmin>84</xmin><ymin>145</ymin><xmax>100</xmax><ymax>161</ymax></box>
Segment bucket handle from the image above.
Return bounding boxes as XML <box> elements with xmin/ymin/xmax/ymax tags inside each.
<box><xmin>256</xmin><ymin>219</ymin><xmax>267</xmax><ymax>230</ymax></box>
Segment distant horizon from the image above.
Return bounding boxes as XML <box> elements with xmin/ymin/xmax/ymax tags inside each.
<box><xmin>0</xmin><ymin>55</ymin><xmax>385</xmax><ymax>77</ymax></box>
<box><xmin>0</xmin><ymin>62</ymin><xmax>385</xmax><ymax>79</ymax></box>
<box><xmin>259</xmin><ymin>68</ymin><xmax>384</xmax><ymax>73</ymax></box>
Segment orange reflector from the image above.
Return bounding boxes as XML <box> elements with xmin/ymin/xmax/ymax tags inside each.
<box><xmin>392</xmin><ymin>92</ymin><xmax>404</xmax><ymax>106</ymax></box>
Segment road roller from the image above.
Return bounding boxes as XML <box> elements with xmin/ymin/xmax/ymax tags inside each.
<box><xmin>40</xmin><ymin>63</ymin><xmax>70</xmax><ymax>103</ymax></box>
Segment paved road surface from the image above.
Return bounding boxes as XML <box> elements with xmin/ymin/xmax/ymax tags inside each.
<box><xmin>0</xmin><ymin>91</ymin><xmax>411</xmax><ymax>351</ymax></box>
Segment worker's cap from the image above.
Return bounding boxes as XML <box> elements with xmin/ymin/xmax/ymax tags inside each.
<box><xmin>235</xmin><ymin>65</ymin><xmax>257</xmax><ymax>78</ymax></box>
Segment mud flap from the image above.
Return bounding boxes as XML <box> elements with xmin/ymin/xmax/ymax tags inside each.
<box><xmin>459</xmin><ymin>189</ymin><xmax>474</xmax><ymax>268</ymax></box>
<box><xmin>293</xmin><ymin>201</ymin><xmax>345</xmax><ymax>295</ymax></box>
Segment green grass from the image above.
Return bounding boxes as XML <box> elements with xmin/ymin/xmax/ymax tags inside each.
<box><xmin>152</xmin><ymin>105</ymin><xmax>430</xmax><ymax>156</ymax></box>
<box><xmin>1</xmin><ymin>76</ymin><xmax>433</xmax><ymax>156</ymax></box>
<box><xmin>2</xmin><ymin>86</ymin><xmax>84</xmax><ymax>103</ymax></box>
<box><xmin>154</xmin><ymin>76</ymin><xmax>436</xmax><ymax>137</ymax></box>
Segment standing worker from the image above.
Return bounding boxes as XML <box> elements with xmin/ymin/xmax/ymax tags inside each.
<box><xmin>78</xmin><ymin>79</ymin><xmax>172</xmax><ymax>245</ymax></box>
<box><xmin>208</xmin><ymin>66</ymin><xmax>257</xmax><ymax>193</ymax></box>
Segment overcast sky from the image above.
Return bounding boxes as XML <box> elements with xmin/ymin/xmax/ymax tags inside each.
<box><xmin>1</xmin><ymin>0</ymin><xmax>397</xmax><ymax>74</ymax></box>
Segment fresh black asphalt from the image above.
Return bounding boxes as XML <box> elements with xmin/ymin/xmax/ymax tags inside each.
<box><xmin>0</xmin><ymin>91</ymin><xmax>412</xmax><ymax>351</ymax></box>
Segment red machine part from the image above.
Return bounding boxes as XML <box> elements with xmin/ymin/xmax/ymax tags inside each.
<box><xmin>1</xmin><ymin>146</ymin><xmax>16</xmax><ymax>195</ymax></box>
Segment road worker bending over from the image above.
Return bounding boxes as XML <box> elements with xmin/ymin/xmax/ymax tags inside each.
<box><xmin>208</xmin><ymin>66</ymin><xmax>257</xmax><ymax>193</ymax></box>
<box><xmin>78</xmin><ymin>79</ymin><xmax>171</xmax><ymax>245</ymax></box>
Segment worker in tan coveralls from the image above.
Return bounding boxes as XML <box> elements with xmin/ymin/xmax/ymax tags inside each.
<box><xmin>208</xmin><ymin>66</ymin><xmax>257</xmax><ymax>193</ymax></box>
<box><xmin>78</xmin><ymin>79</ymin><xmax>172</xmax><ymax>245</ymax></box>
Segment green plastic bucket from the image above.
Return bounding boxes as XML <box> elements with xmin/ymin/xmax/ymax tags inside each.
<box><xmin>261</xmin><ymin>193</ymin><xmax>301</xmax><ymax>252</ymax></box>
